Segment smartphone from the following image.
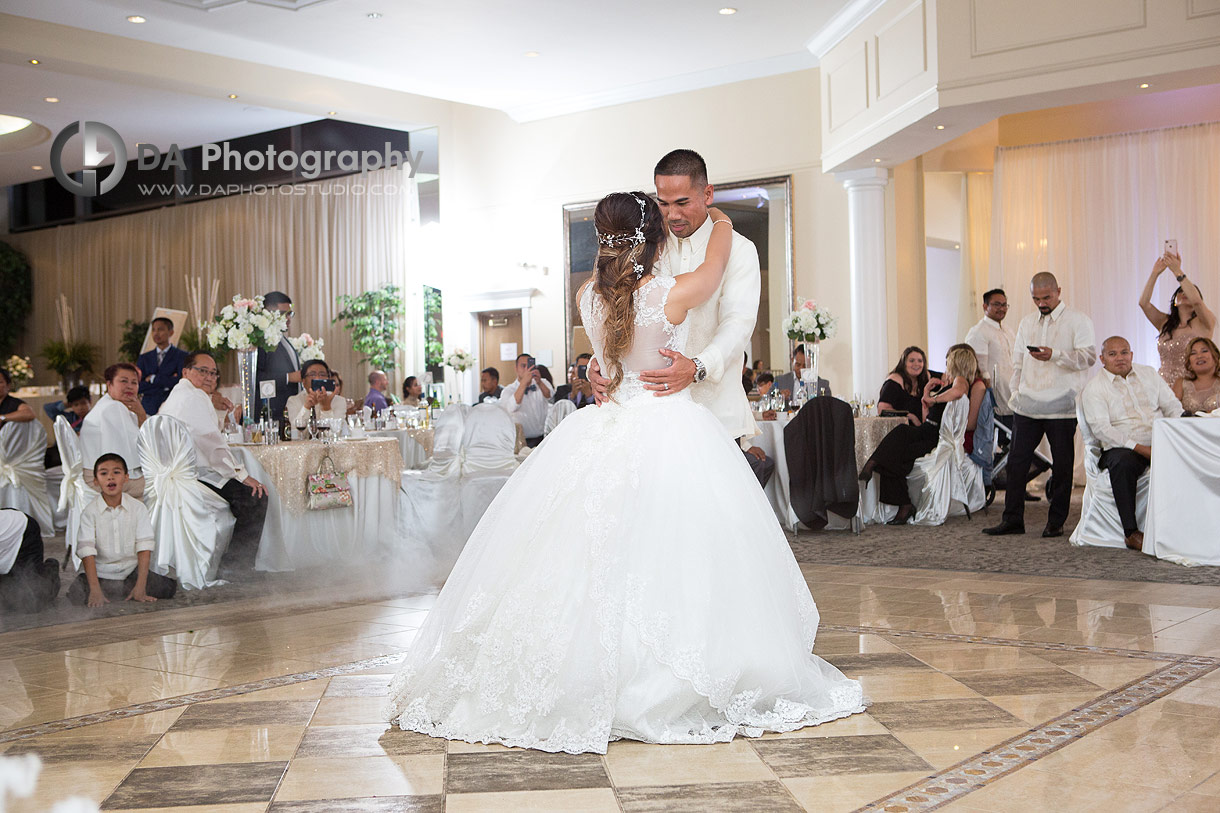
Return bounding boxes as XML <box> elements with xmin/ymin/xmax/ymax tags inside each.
<box><xmin>525</xmin><ymin>356</ymin><xmax>536</xmax><ymax>369</ymax></box>
<box><xmin>310</xmin><ymin>379</ymin><xmax>336</xmax><ymax>391</ymax></box>
<box><xmin>577</xmin><ymin>364</ymin><xmax>588</xmax><ymax>381</ymax></box>
<box><xmin>1165</xmin><ymin>238</ymin><xmax>1179</xmax><ymax>256</ymax></box>
<box><xmin>1027</xmin><ymin>345</ymin><xmax>1042</xmax><ymax>353</ymax></box>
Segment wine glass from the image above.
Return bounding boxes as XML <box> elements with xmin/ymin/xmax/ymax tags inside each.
<box><xmin>865</xmin><ymin>397</ymin><xmax>876</xmax><ymax>417</ymax></box>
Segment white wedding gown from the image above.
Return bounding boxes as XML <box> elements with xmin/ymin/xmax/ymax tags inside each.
<box><xmin>385</xmin><ymin>275</ymin><xmax>865</xmax><ymax>753</ymax></box>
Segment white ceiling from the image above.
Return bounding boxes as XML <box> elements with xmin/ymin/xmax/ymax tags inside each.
<box><xmin>1</xmin><ymin>0</ymin><xmax>849</xmax><ymax>118</ymax></box>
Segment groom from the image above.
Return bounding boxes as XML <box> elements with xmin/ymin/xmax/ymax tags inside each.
<box><xmin>589</xmin><ymin>149</ymin><xmax>770</xmax><ymax>486</ymax></box>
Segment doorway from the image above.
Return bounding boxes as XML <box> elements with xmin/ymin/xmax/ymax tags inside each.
<box><xmin>478</xmin><ymin>309</ymin><xmax>523</xmax><ymax>389</ymax></box>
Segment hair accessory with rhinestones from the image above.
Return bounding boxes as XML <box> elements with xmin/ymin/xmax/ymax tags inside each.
<box><xmin>595</xmin><ymin>193</ymin><xmax>649</xmax><ymax>279</ymax></box>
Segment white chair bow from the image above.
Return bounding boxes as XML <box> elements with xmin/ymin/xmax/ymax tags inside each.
<box><xmin>906</xmin><ymin>397</ymin><xmax>986</xmax><ymax>525</ymax></box>
<box><xmin>1070</xmin><ymin>398</ymin><xmax>1149</xmax><ymax>550</ymax></box>
<box><xmin>53</xmin><ymin>416</ymin><xmax>92</xmax><ymax>564</ymax></box>
<box><xmin>0</xmin><ymin>421</ymin><xmax>55</xmax><ymax>536</ymax></box>
<box><xmin>138</xmin><ymin>415</ymin><xmax>235</xmax><ymax>589</ymax></box>
<box><xmin>545</xmin><ymin>399</ymin><xmax>576</xmax><ymax>436</ymax></box>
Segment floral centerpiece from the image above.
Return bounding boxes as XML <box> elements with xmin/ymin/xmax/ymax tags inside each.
<box><xmin>783</xmin><ymin>299</ymin><xmax>836</xmax><ymax>399</ymax></box>
<box><xmin>2</xmin><ymin>355</ymin><xmax>33</xmax><ymax>389</ymax></box>
<box><xmin>289</xmin><ymin>333</ymin><xmax>326</xmax><ymax>362</ymax></box>
<box><xmin>202</xmin><ymin>295</ymin><xmax>289</xmax><ymax>422</ymax></box>
<box><xmin>444</xmin><ymin>348</ymin><xmax>475</xmax><ymax>403</ymax></box>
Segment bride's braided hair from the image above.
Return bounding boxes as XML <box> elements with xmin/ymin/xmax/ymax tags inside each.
<box><xmin>593</xmin><ymin>192</ymin><xmax>665</xmax><ymax>396</ymax></box>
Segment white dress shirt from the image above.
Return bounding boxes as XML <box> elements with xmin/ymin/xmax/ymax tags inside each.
<box><xmin>656</xmin><ymin>215</ymin><xmax>762</xmax><ymax>440</ymax></box>
<box><xmin>76</xmin><ymin>493</ymin><xmax>155</xmax><ymax>580</ymax></box>
<box><xmin>160</xmin><ymin>378</ymin><xmax>247</xmax><ymax>488</ymax></box>
<box><xmin>79</xmin><ymin>394</ymin><xmax>143</xmax><ymax>478</ymax></box>
<box><xmin>1081</xmin><ymin>364</ymin><xmax>1183</xmax><ymax>451</ymax></box>
<box><xmin>1009</xmin><ymin>303</ymin><xmax>1097</xmax><ymax>420</ymax></box>
<box><xmin>285</xmin><ymin>392</ymin><xmax>349</xmax><ymax>427</ymax></box>
<box><xmin>500</xmin><ymin>379</ymin><xmax>549</xmax><ymax>439</ymax></box>
<box><xmin>0</xmin><ymin>509</ymin><xmax>26</xmax><ymax>575</ymax></box>
<box><xmin>965</xmin><ymin>316</ymin><xmax>1015</xmax><ymax>415</ymax></box>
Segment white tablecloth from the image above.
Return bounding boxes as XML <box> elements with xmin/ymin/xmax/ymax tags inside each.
<box><xmin>1146</xmin><ymin>418</ymin><xmax>1220</xmax><ymax>566</ymax></box>
<box><xmin>753</xmin><ymin>412</ymin><xmax>906</xmax><ymax>532</ymax></box>
<box><xmin>230</xmin><ymin>439</ymin><xmax>402</xmax><ymax>572</ymax></box>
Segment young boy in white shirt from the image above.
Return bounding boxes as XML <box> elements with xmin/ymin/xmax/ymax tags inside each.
<box><xmin>66</xmin><ymin>453</ymin><xmax>177</xmax><ymax>607</ymax></box>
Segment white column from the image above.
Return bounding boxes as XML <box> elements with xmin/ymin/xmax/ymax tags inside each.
<box><xmin>836</xmin><ymin>168</ymin><xmax>890</xmax><ymax>394</ymax></box>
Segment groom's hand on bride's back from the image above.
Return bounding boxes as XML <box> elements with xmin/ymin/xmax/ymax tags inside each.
<box><xmin>641</xmin><ymin>350</ymin><xmax>696</xmax><ymax>397</ymax></box>
<box><xmin>588</xmin><ymin>358</ymin><xmax>611</xmax><ymax>405</ymax></box>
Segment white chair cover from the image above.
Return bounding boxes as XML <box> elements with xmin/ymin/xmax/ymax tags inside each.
<box><xmin>399</xmin><ymin>407</ymin><xmax>467</xmax><ymax>584</ymax></box>
<box><xmin>53</xmin><ymin>416</ymin><xmax>91</xmax><ymax>564</ymax></box>
<box><xmin>138</xmin><ymin>415</ymin><xmax>235</xmax><ymax>589</ymax></box>
<box><xmin>459</xmin><ymin>406</ymin><xmax>520</xmax><ymax>552</ymax></box>
<box><xmin>545</xmin><ymin>399</ymin><xmax>576</xmax><ymax>436</ymax></box>
<box><xmin>0</xmin><ymin>421</ymin><xmax>55</xmax><ymax>536</ymax></box>
<box><xmin>1070</xmin><ymin>399</ymin><xmax>1150</xmax><ymax>550</ymax></box>
<box><xmin>907</xmin><ymin>398</ymin><xmax>986</xmax><ymax>525</ymax></box>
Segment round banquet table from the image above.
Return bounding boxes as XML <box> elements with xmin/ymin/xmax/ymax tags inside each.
<box><xmin>752</xmin><ymin>412</ymin><xmax>907</xmax><ymax>532</ymax></box>
<box><xmin>1145</xmin><ymin>417</ymin><xmax>1220</xmax><ymax>566</ymax></box>
<box><xmin>370</xmin><ymin>426</ymin><xmax>435</xmax><ymax>470</ymax></box>
<box><xmin>229</xmin><ymin>437</ymin><xmax>403</xmax><ymax>571</ymax></box>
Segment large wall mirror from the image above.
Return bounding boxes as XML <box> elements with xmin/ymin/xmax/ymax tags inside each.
<box><xmin>563</xmin><ymin>176</ymin><xmax>793</xmax><ymax>374</ymax></box>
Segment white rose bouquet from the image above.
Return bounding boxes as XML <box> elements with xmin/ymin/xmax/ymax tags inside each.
<box><xmin>202</xmin><ymin>295</ymin><xmax>288</xmax><ymax>352</ymax></box>
<box><xmin>2</xmin><ymin>355</ymin><xmax>34</xmax><ymax>388</ymax></box>
<box><xmin>784</xmin><ymin>298</ymin><xmax>837</xmax><ymax>343</ymax></box>
<box><xmin>289</xmin><ymin>333</ymin><xmax>325</xmax><ymax>362</ymax></box>
<box><xmin>444</xmin><ymin>348</ymin><xmax>475</xmax><ymax>372</ymax></box>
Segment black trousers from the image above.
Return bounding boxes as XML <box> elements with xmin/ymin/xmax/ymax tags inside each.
<box><xmin>742</xmin><ymin>446</ymin><xmax>776</xmax><ymax>489</ymax></box>
<box><xmin>525</xmin><ymin>436</ymin><xmax>543</xmax><ymax>448</ymax></box>
<box><xmin>1099</xmin><ymin>448</ymin><xmax>1149</xmax><ymax>536</ymax></box>
<box><xmin>0</xmin><ymin>515</ymin><xmax>60</xmax><ymax>613</ymax></box>
<box><xmin>869</xmin><ymin>421</ymin><xmax>939</xmax><ymax>507</ymax></box>
<box><xmin>1002</xmin><ymin>414</ymin><xmax>1077</xmax><ymax>528</ymax></box>
<box><xmin>67</xmin><ymin>568</ymin><xmax>178</xmax><ymax>605</ymax></box>
<box><xmin>205</xmin><ymin>478</ymin><xmax>270</xmax><ymax>567</ymax></box>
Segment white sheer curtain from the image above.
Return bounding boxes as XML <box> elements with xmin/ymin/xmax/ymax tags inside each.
<box><xmin>992</xmin><ymin>122</ymin><xmax>1220</xmax><ymax>366</ymax></box>
<box><xmin>8</xmin><ymin>166</ymin><xmax>420</xmax><ymax>389</ymax></box>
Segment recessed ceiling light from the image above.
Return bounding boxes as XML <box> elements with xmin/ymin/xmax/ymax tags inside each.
<box><xmin>719</xmin><ymin>7</ymin><xmax>738</xmax><ymax>14</ymax></box>
<box><xmin>873</xmin><ymin>158</ymin><xmax>882</xmax><ymax>163</ymax></box>
<box><xmin>28</xmin><ymin>59</ymin><xmax>39</xmax><ymax>65</ymax></box>
<box><xmin>0</xmin><ymin>115</ymin><xmax>33</xmax><ymax>136</ymax></box>
<box><xmin>44</xmin><ymin>96</ymin><xmax>59</xmax><ymax>103</ymax></box>
<box><xmin>366</xmin><ymin>12</ymin><xmax>381</xmax><ymax>19</ymax></box>
<box><xmin>31</xmin><ymin>165</ymin><xmax>42</xmax><ymax>170</ymax></box>
<box><xmin>127</xmin><ymin>15</ymin><xmax>146</xmax><ymax>23</ymax></box>
<box><xmin>524</xmin><ymin>51</ymin><xmax>540</xmax><ymax>57</ymax></box>
<box><xmin>1139</xmin><ymin>82</ymin><xmax>1150</xmax><ymax>89</ymax></box>
<box><xmin>954</xmin><ymin>243</ymin><xmax>961</xmax><ymax>250</ymax></box>
<box><xmin>327</xmin><ymin>111</ymin><xmax>337</xmax><ymax>116</ymax></box>
<box><xmin>228</xmin><ymin>93</ymin><xmax>238</xmax><ymax>99</ymax></box>
<box><xmin>935</xmin><ymin>124</ymin><xmax>945</xmax><ymax>130</ymax></box>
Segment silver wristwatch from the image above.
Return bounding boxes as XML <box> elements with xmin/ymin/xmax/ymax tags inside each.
<box><xmin>692</xmin><ymin>357</ymin><xmax>707</xmax><ymax>384</ymax></box>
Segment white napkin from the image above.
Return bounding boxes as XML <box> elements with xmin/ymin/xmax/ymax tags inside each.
<box><xmin>1206</xmin><ymin>407</ymin><xmax>1220</xmax><ymax>418</ymax></box>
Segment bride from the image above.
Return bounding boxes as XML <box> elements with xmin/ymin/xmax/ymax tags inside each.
<box><xmin>385</xmin><ymin>192</ymin><xmax>865</xmax><ymax>754</ymax></box>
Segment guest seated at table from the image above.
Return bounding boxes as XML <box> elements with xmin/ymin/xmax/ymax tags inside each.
<box><xmin>161</xmin><ymin>351</ymin><xmax>269</xmax><ymax>570</ymax></box>
<box><xmin>61</xmin><ymin>386</ymin><xmax>92</xmax><ymax>432</ymax></box>
<box><xmin>943</xmin><ymin>344</ymin><xmax>988</xmax><ymax>454</ymax></box>
<box><xmin>137</xmin><ymin>317</ymin><xmax>188</xmax><ymax>415</ymax></box>
<box><xmin>286</xmin><ymin>360</ymin><xmax>349</xmax><ymax>429</ymax></box>
<box><xmin>477</xmin><ymin>368</ymin><xmax>502</xmax><ymax>404</ymax></box>
<box><xmin>1082</xmin><ymin>336</ymin><xmax>1184</xmax><ymax>551</ymax></box>
<box><xmin>554</xmin><ymin>355</ymin><xmax>596</xmax><ymax>409</ymax></box>
<box><xmin>331</xmin><ymin>371</ymin><xmax>363</xmax><ymax>416</ymax></box>
<box><xmin>402</xmin><ymin>375</ymin><xmax>424</xmax><ymax>407</ymax></box>
<box><xmin>1139</xmin><ymin>249</ymin><xmax>1216</xmax><ymax>386</ymax></box>
<box><xmin>365</xmin><ymin>370</ymin><xmax>390</xmax><ymax>414</ymax></box>
<box><xmin>859</xmin><ymin>345</ymin><xmax>979</xmax><ymax>525</ymax></box>
<box><xmin>537</xmin><ymin>364</ymin><xmax>555</xmax><ymax>388</ymax></box>
<box><xmin>775</xmin><ymin>344</ymin><xmax>831</xmax><ymax>400</ymax></box>
<box><xmin>0</xmin><ymin>368</ymin><xmax>36</xmax><ymax>427</ymax></box>
<box><xmin>0</xmin><ymin>510</ymin><xmax>60</xmax><ymax>614</ymax></box>
<box><xmin>67</xmin><ymin>453</ymin><xmax>177</xmax><ymax>607</ymax></box>
<box><xmin>1173</xmin><ymin>337</ymin><xmax>1220</xmax><ymax>414</ymax></box>
<box><xmin>756</xmin><ymin>372</ymin><xmax>775</xmax><ymax>396</ymax></box>
<box><xmin>877</xmin><ymin>346</ymin><xmax>931</xmax><ymax>425</ymax></box>
<box><xmin>80</xmin><ymin>363</ymin><xmax>147</xmax><ymax>497</ymax></box>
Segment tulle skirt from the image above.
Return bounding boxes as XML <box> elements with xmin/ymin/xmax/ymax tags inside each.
<box><xmin>384</xmin><ymin>390</ymin><xmax>865</xmax><ymax>754</ymax></box>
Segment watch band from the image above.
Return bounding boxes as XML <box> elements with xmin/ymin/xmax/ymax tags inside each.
<box><xmin>1176</xmin><ymin>273</ymin><xmax>1187</xmax><ymax>282</ymax></box>
<box><xmin>692</xmin><ymin>357</ymin><xmax>707</xmax><ymax>383</ymax></box>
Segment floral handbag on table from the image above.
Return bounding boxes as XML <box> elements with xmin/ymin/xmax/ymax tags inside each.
<box><xmin>307</xmin><ymin>453</ymin><xmax>353</xmax><ymax>510</ymax></box>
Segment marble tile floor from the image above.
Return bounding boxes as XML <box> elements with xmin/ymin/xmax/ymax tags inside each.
<box><xmin>3</xmin><ymin>565</ymin><xmax>1220</xmax><ymax>811</ymax></box>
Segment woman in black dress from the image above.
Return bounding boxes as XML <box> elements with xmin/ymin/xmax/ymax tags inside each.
<box><xmin>876</xmin><ymin>346</ymin><xmax>930</xmax><ymax>425</ymax></box>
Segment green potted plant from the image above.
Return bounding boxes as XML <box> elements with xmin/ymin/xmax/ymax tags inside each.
<box><xmin>41</xmin><ymin>339</ymin><xmax>99</xmax><ymax>392</ymax></box>
<box><xmin>333</xmin><ymin>284</ymin><xmax>404</xmax><ymax>372</ymax></box>
<box><xmin>0</xmin><ymin>242</ymin><xmax>33</xmax><ymax>358</ymax></box>
<box><xmin>118</xmin><ymin>319</ymin><xmax>151</xmax><ymax>363</ymax></box>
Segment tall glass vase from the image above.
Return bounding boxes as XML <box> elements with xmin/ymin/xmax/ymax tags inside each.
<box><xmin>236</xmin><ymin>347</ymin><xmax>256</xmax><ymax>423</ymax></box>
<box><xmin>801</xmin><ymin>341</ymin><xmax>821</xmax><ymax>399</ymax></box>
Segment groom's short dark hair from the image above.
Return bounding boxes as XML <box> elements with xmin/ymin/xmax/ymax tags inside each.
<box><xmin>654</xmin><ymin>149</ymin><xmax>708</xmax><ymax>187</ymax></box>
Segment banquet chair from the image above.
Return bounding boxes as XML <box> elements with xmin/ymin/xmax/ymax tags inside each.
<box><xmin>53</xmin><ymin>415</ymin><xmax>92</xmax><ymax>566</ymax></box>
<box><xmin>906</xmin><ymin>397</ymin><xmax>987</xmax><ymax>525</ymax></box>
<box><xmin>1069</xmin><ymin>399</ymin><xmax>1149</xmax><ymax>550</ymax></box>
<box><xmin>458</xmin><ymin>405</ymin><xmax>520</xmax><ymax>545</ymax></box>
<box><xmin>138</xmin><ymin>415</ymin><xmax>235</xmax><ymax>589</ymax></box>
<box><xmin>545</xmin><ymin>399</ymin><xmax>576</xmax><ymax>436</ymax></box>
<box><xmin>0</xmin><ymin>421</ymin><xmax>56</xmax><ymax>537</ymax></box>
<box><xmin>399</xmin><ymin>406</ymin><xmax>467</xmax><ymax>582</ymax></box>
<box><xmin>784</xmin><ymin>396</ymin><xmax>859</xmax><ymax>531</ymax></box>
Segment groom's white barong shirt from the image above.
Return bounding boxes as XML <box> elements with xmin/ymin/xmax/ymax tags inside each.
<box><xmin>656</xmin><ymin>215</ymin><xmax>762</xmax><ymax>440</ymax></box>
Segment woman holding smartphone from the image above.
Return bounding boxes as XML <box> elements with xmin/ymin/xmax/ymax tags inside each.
<box><xmin>285</xmin><ymin>360</ymin><xmax>348</xmax><ymax>429</ymax></box>
<box><xmin>1139</xmin><ymin>244</ymin><xmax>1216</xmax><ymax>386</ymax></box>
